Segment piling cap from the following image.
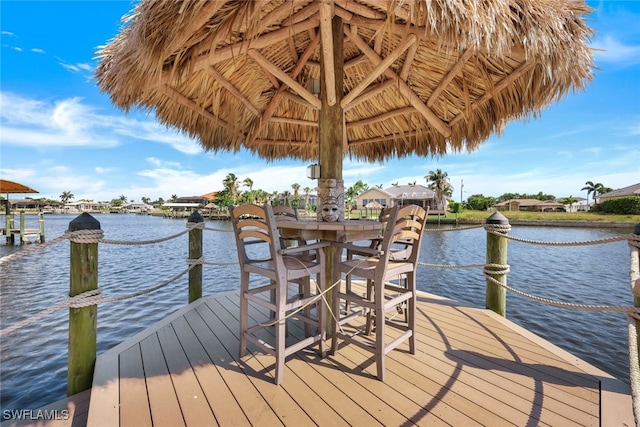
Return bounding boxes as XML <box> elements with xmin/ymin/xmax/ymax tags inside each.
<box><xmin>486</xmin><ymin>211</ymin><xmax>510</xmax><ymax>225</ymax></box>
<box><xmin>67</xmin><ymin>212</ymin><xmax>101</xmax><ymax>232</ymax></box>
<box><xmin>187</xmin><ymin>210</ymin><xmax>204</xmax><ymax>223</ymax></box>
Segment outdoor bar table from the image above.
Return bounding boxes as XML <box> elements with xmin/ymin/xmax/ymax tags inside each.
<box><xmin>276</xmin><ymin>219</ymin><xmax>384</xmax><ymax>335</ymax></box>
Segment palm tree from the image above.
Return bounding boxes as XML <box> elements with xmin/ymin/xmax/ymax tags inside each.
<box><xmin>281</xmin><ymin>190</ymin><xmax>291</xmax><ymax>207</ymax></box>
<box><xmin>562</xmin><ymin>195</ymin><xmax>577</xmax><ymax>212</ymax></box>
<box><xmin>425</xmin><ymin>169</ymin><xmax>450</xmax><ymax>210</ymax></box>
<box><xmin>223</xmin><ymin>173</ymin><xmax>240</xmax><ymax>204</ymax></box>
<box><xmin>60</xmin><ymin>191</ymin><xmax>74</xmax><ymax>204</ymax></box>
<box><xmin>243</xmin><ymin>178</ymin><xmax>254</xmax><ymax>192</ymax></box>
<box><xmin>303</xmin><ymin>186</ymin><xmax>311</xmax><ymax>210</ymax></box>
<box><xmin>581</xmin><ymin>181</ymin><xmax>604</xmax><ymax>209</ymax></box>
<box><xmin>291</xmin><ymin>183</ymin><xmax>300</xmax><ymax>198</ymax></box>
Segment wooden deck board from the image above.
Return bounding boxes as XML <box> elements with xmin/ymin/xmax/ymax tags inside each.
<box><xmin>138</xmin><ymin>333</ymin><xmax>185</xmax><ymax>427</ymax></box>
<box><xmin>81</xmin><ymin>288</ymin><xmax>633</xmax><ymax>426</ymax></box>
<box><xmin>118</xmin><ymin>344</ymin><xmax>152</xmax><ymax>427</ymax></box>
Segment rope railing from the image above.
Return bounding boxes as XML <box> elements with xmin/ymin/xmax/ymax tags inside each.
<box><xmin>2</xmin><ymin>211</ymin><xmax>639</xmax><ymax>419</ymax></box>
<box><xmin>0</xmin><ymin>262</ymin><xmax>201</xmax><ymax>337</ymax></box>
<box><xmin>0</xmin><ymin>220</ymin><xmax>228</xmax><ymax>337</ymax></box>
<box><xmin>418</xmin><ymin>219</ymin><xmax>640</xmax><ymax>425</ymax></box>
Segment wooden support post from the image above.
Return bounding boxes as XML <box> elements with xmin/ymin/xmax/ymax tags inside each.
<box><xmin>187</xmin><ymin>210</ymin><xmax>204</xmax><ymax>303</ymax></box>
<box><xmin>39</xmin><ymin>212</ymin><xmax>45</xmax><ymax>243</ymax></box>
<box><xmin>318</xmin><ymin>15</ymin><xmax>344</xmax><ymax>336</ymax></box>
<box><xmin>485</xmin><ymin>212</ymin><xmax>510</xmax><ymax>316</ymax></box>
<box><xmin>19</xmin><ymin>211</ymin><xmax>25</xmax><ymax>244</ymax></box>
<box><xmin>67</xmin><ymin>213</ymin><xmax>100</xmax><ymax>396</ymax></box>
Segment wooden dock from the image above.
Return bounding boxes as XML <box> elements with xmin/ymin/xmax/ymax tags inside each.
<box><xmin>6</xmin><ymin>288</ymin><xmax>634</xmax><ymax>426</ymax></box>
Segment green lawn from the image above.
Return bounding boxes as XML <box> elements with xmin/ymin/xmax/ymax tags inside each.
<box><xmin>456</xmin><ymin>210</ymin><xmax>640</xmax><ymax>224</ymax></box>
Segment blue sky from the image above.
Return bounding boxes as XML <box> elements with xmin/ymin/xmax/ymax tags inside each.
<box><xmin>1</xmin><ymin>1</ymin><xmax>639</xmax><ymax>203</ymax></box>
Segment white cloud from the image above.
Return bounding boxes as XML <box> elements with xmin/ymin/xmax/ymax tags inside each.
<box><xmin>146</xmin><ymin>157</ymin><xmax>182</xmax><ymax>168</ymax></box>
<box><xmin>1</xmin><ymin>31</ymin><xmax>16</xmax><ymax>37</ymax></box>
<box><xmin>592</xmin><ymin>35</ymin><xmax>640</xmax><ymax>65</ymax></box>
<box><xmin>31</xmin><ymin>48</ymin><xmax>45</xmax><ymax>54</ymax></box>
<box><xmin>581</xmin><ymin>147</ymin><xmax>602</xmax><ymax>155</ymax></box>
<box><xmin>95</xmin><ymin>166</ymin><xmax>117</xmax><ymax>174</ymax></box>
<box><xmin>77</xmin><ymin>63</ymin><xmax>93</xmax><ymax>72</ymax></box>
<box><xmin>0</xmin><ymin>92</ymin><xmax>202</xmax><ymax>153</ymax></box>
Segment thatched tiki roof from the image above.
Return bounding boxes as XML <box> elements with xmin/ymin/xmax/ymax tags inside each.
<box><xmin>96</xmin><ymin>0</ymin><xmax>594</xmax><ymax>165</ymax></box>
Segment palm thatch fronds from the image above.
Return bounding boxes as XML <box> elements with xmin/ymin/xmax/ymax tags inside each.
<box><xmin>96</xmin><ymin>0</ymin><xmax>594</xmax><ymax>162</ymax></box>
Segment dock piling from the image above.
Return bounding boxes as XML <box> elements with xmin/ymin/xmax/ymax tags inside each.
<box><xmin>485</xmin><ymin>212</ymin><xmax>510</xmax><ymax>316</ymax></box>
<box><xmin>19</xmin><ymin>211</ymin><xmax>26</xmax><ymax>244</ymax></box>
<box><xmin>67</xmin><ymin>213</ymin><xmax>100</xmax><ymax>396</ymax></box>
<box><xmin>187</xmin><ymin>210</ymin><xmax>204</xmax><ymax>303</ymax></box>
<box><xmin>39</xmin><ymin>212</ymin><xmax>45</xmax><ymax>242</ymax></box>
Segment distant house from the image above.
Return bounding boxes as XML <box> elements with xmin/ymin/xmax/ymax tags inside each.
<box><xmin>64</xmin><ymin>201</ymin><xmax>108</xmax><ymax>212</ymax></box>
<box><xmin>175</xmin><ymin>196</ymin><xmax>209</xmax><ymax>205</ymax></box>
<box><xmin>355</xmin><ymin>184</ymin><xmax>438</xmax><ymax>211</ymax></box>
<box><xmin>598</xmin><ymin>183</ymin><xmax>640</xmax><ymax>201</ymax></box>
<box><xmin>7</xmin><ymin>198</ymin><xmax>42</xmax><ymax>210</ymax></box>
<box><xmin>355</xmin><ymin>187</ymin><xmax>394</xmax><ymax>209</ymax></box>
<box><xmin>122</xmin><ymin>202</ymin><xmax>154</xmax><ymax>213</ymax></box>
<box><xmin>200</xmin><ymin>191</ymin><xmax>217</xmax><ymax>201</ymax></box>
<box><xmin>556</xmin><ymin>196</ymin><xmax>587</xmax><ymax>213</ymax></box>
<box><xmin>492</xmin><ymin>199</ymin><xmax>565</xmax><ymax>212</ymax></box>
<box><xmin>387</xmin><ymin>184</ymin><xmax>438</xmax><ymax>211</ymax></box>
<box><xmin>163</xmin><ymin>203</ymin><xmax>203</xmax><ymax>212</ymax></box>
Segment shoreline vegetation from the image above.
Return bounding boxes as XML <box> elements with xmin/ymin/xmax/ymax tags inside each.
<box><xmin>2</xmin><ymin>209</ymin><xmax>639</xmax><ymax>229</ymax></box>
<box><xmin>453</xmin><ymin>210</ymin><xmax>640</xmax><ymax>225</ymax></box>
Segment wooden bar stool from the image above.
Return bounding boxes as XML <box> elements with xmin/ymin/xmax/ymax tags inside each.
<box><xmin>331</xmin><ymin>205</ymin><xmax>428</xmax><ymax>381</ymax></box>
<box><xmin>231</xmin><ymin>203</ymin><xmax>328</xmax><ymax>384</ymax></box>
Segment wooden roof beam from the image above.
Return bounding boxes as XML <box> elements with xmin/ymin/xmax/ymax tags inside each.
<box><xmin>333</xmin><ymin>5</ymin><xmax>354</xmax><ymax>22</ymax></box>
<box><xmin>256</xmin><ymin>0</ymin><xmax>311</xmax><ymax>34</ymax></box>
<box><xmin>399</xmin><ymin>41</ymin><xmax>418</xmax><ymax>81</ymax></box>
<box><xmin>207</xmin><ymin>66</ymin><xmax>260</xmax><ymax>117</ymax></box>
<box><xmin>158</xmin><ymin>17</ymin><xmax>319</xmax><ymax>86</ymax></box>
<box><xmin>347</xmin><ymin>106</ymin><xmax>416</xmax><ymax>128</ymax></box>
<box><xmin>248</xmin><ymin>49</ymin><xmax>321</xmax><ymax>109</ymax></box>
<box><xmin>345</xmin><ymin>27</ymin><xmax>451</xmax><ymax>138</ymax></box>
<box><xmin>450</xmin><ymin>61</ymin><xmax>536</xmax><ymax>126</ymax></box>
<box><xmin>357</xmin><ymin>0</ymin><xmax>410</xmax><ymax>21</ymax></box>
<box><xmin>302</xmin><ymin>54</ymin><xmax>368</xmax><ymax>70</ymax></box>
<box><xmin>161</xmin><ymin>1</ymin><xmax>227</xmax><ymax>59</ymax></box>
<box><xmin>270</xmin><ymin>117</ymin><xmax>318</xmax><ymax>127</ymax></box>
<box><xmin>427</xmin><ymin>47</ymin><xmax>474</xmax><ymax>107</ymax></box>
<box><xmin>246</xmin><ymin>33</ymin><xmax>320</xmax><ymax>144</ymax></box>
<box><xmin>281</xmin><ymin>2</ymin><xmax>320</xmax><ymax>26</ymax></box>
<box><xmin>319</xmin><ymin>2</ymin><xmax>337</xmax><ymax>106</ymax></box>
<box><xmin>342</xmin><ymin>79</ymin><xmax>396</xmax><ymax>111</ymax></box>
<box><xmin>279</xmin><ymin>90</ymin><xmax>318</xmax><ymax>109</ymax></box>
<box><xmin>334</xmin><ymin>0</ymin><xmax>386</xmax><ymax>19</ymax></box>
<box><xmin>159</xmin><ymin>84</ymin><xmax>244</xmax><ymax>139</ymax></box>
<box><xmin>341</xmin><ymin>34</ymin><xmax>416</xmax><ymax>109</ymax></box>
<box><xmin>348</xmin><ymin>129</ymin><xmax>424</xmax><ymax>147</ymax></box>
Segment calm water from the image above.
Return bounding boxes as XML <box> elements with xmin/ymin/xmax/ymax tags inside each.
<box><xmin>0</xmin><ymin>213</ymin><xmax>636</xmax><ymax>411</ymax></box>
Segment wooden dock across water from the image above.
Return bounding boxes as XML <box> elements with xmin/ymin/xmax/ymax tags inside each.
<box><xmin>7</xmin><ymin>288</ymin><xmax>634</xmax><ymax>426</ymax></box>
